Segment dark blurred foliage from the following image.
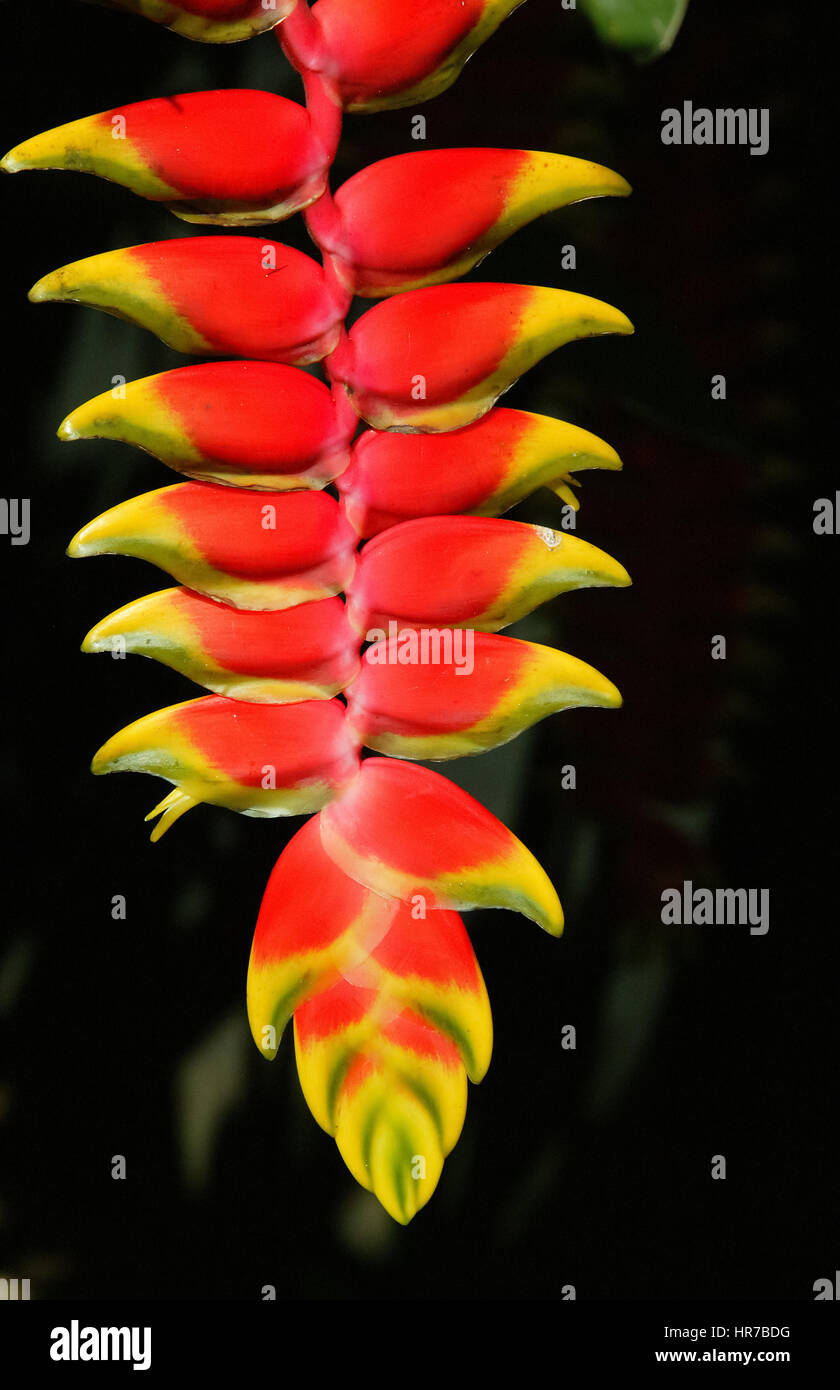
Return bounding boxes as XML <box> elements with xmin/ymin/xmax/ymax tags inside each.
<box><xmin>0</xmin><ymin>0</ymin><xmax>833</xmax><ymax>1299</ymax></box>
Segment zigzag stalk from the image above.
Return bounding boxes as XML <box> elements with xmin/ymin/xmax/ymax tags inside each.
<box><xmin>3</xmin><ymin>0</ymin><xmax>633</xmax><ymax>1223</ymax></box>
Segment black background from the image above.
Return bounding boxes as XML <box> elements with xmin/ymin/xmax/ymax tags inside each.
<box><xmin>0</xmin><ymin>0</ymin><xmax>834</xmax><ymax>1302</ymax></box>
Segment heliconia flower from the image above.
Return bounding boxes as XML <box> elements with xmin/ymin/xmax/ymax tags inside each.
<box><xmin>29</xmin><ymin>238</ymin><xmax>348</xmax><ymax>364</ymax></box>
<box><xmin>247</xmin><ymin>814</ymin><xmax>492</xmax><ymax>1081</ymax></box>
<box><xmin>79</xmin><ymin>0</ymin><xmax>295</xmax><ymax>43</ymax></box>
<box><xmin>308</xmin><ymin>149</ymin><xmax>631</xmax><ymax>296</ymax></box>
<box><xmin>2</xmin><ymin>90</ymin><xmax>333</xmax><ymax>225</ymax></box>
<box><xmin>58</xmin><ymin>362</ymin><xmax>353</xmax><ymax>491</ymax></box>
<box><xmin>345</xmin><ymin>515</ymin><xmax>630</xmax><ymax>635</ymax></box>
<box><xmin>67</xmin><ymin>483</ymin><xmax>357</xmax><ymax>610</ymax></box>
<box><xmin>281</xmin><ymin>0</ymin><xmax>524</xmax><ymax>112</ymax></box>
<box><xmin>91</xmin><ymin>695</ymin><xmax>361</xmax><ymax>840</ymax></box>
<box><xmin>82</xmin><ymin>589</ymin><xmax>359</xmax><ymax>702</ymax></box>
<box><xmin>338</xmin><ymin>407</ymin><xmax>622</xmax><ymax>537</ymax></box>
<box><xmin>319</xmin><ymin>756</ymin><xmax>564</xmax><ymax>935</ymax></box>
<box><xmin>8</xmin><ymin>0</ymin><xmax>634</xmax><ymax>1228</ymax></box>
<box><xmin>326</xmin><ymin>282</ymin><xmax>633</xmax><ymax>430</ymax></box>
<box><xmin>345</xmin><ymin>632</ymin><xmax>621</xmax><ymax>759</ymax></box>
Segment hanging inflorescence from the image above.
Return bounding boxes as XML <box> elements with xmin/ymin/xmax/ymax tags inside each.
<box><xmin>3</xmin><ymin>0</ymin><xmax>633</xmax><ymax>1223</ymax></box>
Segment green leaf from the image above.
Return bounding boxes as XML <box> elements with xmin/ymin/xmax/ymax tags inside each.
<box><xmin>580</xmin><ymin>0</ymin><xmax>689</xmax><ymax>61</ymax></box>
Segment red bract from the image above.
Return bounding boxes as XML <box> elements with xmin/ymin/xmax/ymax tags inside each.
<box><xmin>30</xmin><ymin>238</ymin><xmax>349</xmax><ymax>362</ymax></box>
<box><xmin>326</xmin><ymin>281</ymin><xmax>633</xmax><ymax>429</ymax></box>
<box><xmin>3</xmin><ymin>91</ymin><xmax>334</xmax><ymax>223</ymax></box>
<box><xmin>60</xmin><ymin>361</ymin><xmax>354</xmax><ymax>490</ymax></box>
<box><xmin>345</xmin><ymin>515</ymin><xmax>631</xmax><ymax>633</ymax></box>
<box><xmin>345</xmin><ymin>631</ymin><xmax>621</xmax><ymax>759</ymax></box>
<box><xmin>92</xmin><ymin>695</ymin><xmax>360</xmax><ymax>839</ymax></box>
<box><xmin>13</xmin><ymin>0</ymin><xmax>633</xmax><ymax>1222</ymax></box>
<box><xmin>68</xmin><ymin>484</ymin><xmax>358</xmax><ymax>609</ymax></box>
<box><xmin>83</xmin><ymin>591</ymin><xmax>359</xmax><ymax>701</ymax></box>
<box><xmin>338</xmin><ymin>408</ymin><xmax>622</xmax><ymax>536</ymax></box>
<box><xmin>309</xmin><ymin>148</ymin><xmax>630</xmax><ymax>295</ymax></box>
<box><xmin>319</xmin><ymin>757</ymin><xmax>563</xmax><ymax>935</ymax></box>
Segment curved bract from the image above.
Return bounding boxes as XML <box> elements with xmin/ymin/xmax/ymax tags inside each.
<box><xmin>319</xmin><ymin>757</ymin><xmax>564</xmax><ymax>936</ymax></box>
<box><xmin>29</xmin><ymin>239</ymin><xmax>348</xmax><ymax>363</ymax></box>
<box><xmin>83</xmin><ymin>590</ymin><xmax>360</xmax><ymax>702</ymax></box>
<box><xmin>327</xmin><ymin>282</ymin><xmax>633</xmax><ymax>430</ymax></box>
<box><xmin>12</xmin><ymin>0</ymin><xmax>633</xmax><ymax>1222</ymax></box>
<box><xmin>3</xmin><ymin>91</ymin><xmax>332</xmax><ymax>224</ymax></box>
<box><xmin>311</xmin><ymin>149</ymin><xmax>631</xmax><ymax>295</ymax></box>
<box><xmin>92</xmin><ymin>695</ymin><xmax>360</xmax><ymax>839</ymax></box>
<box><xmin>346</xmin><ymin>515</ymin><xmax>631</xmax><ymax>633</ymax></box>
<box><xmin>59</xmin><ymin>362</ymin><xmax>353</xmax><ymax>490</ymax></box>
<box><xmin>346</xmin><ymin>632</ymin><xmax>622</xmax><ymax>759</ymax></box>
<box><xmin>67</xmin><ymin>484</ymin><xmax>358</xmax><ymax>610</ymax></box>
<box><xmin>339</xmin><ymin>409</ymin><xmax>622</xmax><ymax>536</ymax></box>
